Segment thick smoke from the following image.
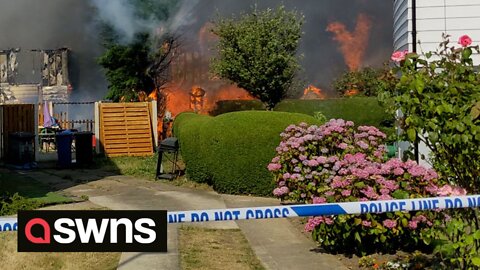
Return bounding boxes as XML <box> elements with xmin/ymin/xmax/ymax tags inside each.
<box><xmin>170</xmin><ymin>0</ymin><xmax>393</xmax><ymax>95</ymax></box>
<box><xmin>0</xmin><ymin>0</ymin><xmax>393</xmax><ymax>103</ymax></box>
<box><xmin>0</xmin><ymin>0</ymin><xmax>106</xmax><ymax>103</ymax></box>
<box><xmin>89</xmin><ymin>0</ymin><xmax>200</xmax><ymax>43</ymax></box>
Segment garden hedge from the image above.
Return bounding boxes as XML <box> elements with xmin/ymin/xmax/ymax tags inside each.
<box><xmin>173</xmin><ymin>111</ymin><xmax>321</xmax><ymax>196</ymax></box>
<box><xmin>209</xmin><ymin>97</ymin><xmax>392</xmax><ymax>129</ymax></box>
<box><xmin>275</xmin><ymin>97</ymin><xmax>390</xmax><ymax>128</ymax></box>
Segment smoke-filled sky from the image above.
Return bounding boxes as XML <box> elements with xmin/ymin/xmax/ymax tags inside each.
<box><xmin>0</xmin><ymin>0</ymin><xmax>393</xmax><ymax>100</ymax></box>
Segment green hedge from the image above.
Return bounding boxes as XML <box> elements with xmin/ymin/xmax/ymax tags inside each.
<box><xmin>173</xmin><ymin>111</ymin><xmax>321</xmax><ymax>196</ymax></box>
<box><xmin>275</xmin><ymin>97</ymin><xmax>390</xmax><ymax>127</ymax></box>
<box><xmin>208</xmin><ymin>97</ymin><xmax>392</xmax><ymax>128</ymax></box>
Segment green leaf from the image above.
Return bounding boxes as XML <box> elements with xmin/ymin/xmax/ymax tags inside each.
<box><xmin>471</xmin><ymin>101</ymin><xmax>480</xmax><ymax>120</ymax></box>
<box><xmin>407</xmin><ymin>128</ymin><xmax>416</xmax><ymax>142</ymax></box>
<box><xmin>354</xmin><ymin>231</ymin><xmax>361</xmax><ymax>243</ymax></box>
<box><xmin>354</xmin><ymin>218</ymin><xmax>362</xmax><ymax>226</ymax></box>
<box><xmin>354</xmin><ymin>182</ymin><xmax>366</xmax><ymax>189</ymax></box>
<box><xmin>401</xmin><ymin>218</ymin><xmax>408</xmax><ymax>227</ymax></box>
<box><xmin>472</xmin><ymin>257</ymin><xmax>480</xmax><ymax>266</ymax></box>
<box><xmin>380</xmin><ymin>234</ymin><xmax>386</xmax><ymax>243</ymax></box>
<box><xmin>474</xmin><ymin>230</ymin><xmax>480</xmax><ymax>240</ymax></box>
<box><xmin>414</xmin><ymin>77</ymin><xmax>425</xmax><ymax>93</ymax></box>
<box><xmin>392</xmin><ymin>190</ymin><xmax>409</xmax><ymax>199</ymax></box>
<box><xmin>462</xmin><ymin>47</ymin><xmax>472</xmax><ymax>59</ymax></box>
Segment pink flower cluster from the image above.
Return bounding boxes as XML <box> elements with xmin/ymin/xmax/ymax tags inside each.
<box><xmin>304</xmin><ymin>216</ymin><xmax>334</xmax><ymax>232</ymax></box>
<box><xmin>437</xmin><ymin>184</ymin><xmax>467</xmax><ymax>196</ymax></box>
<box><xmin>271</xmin><ymin>119</ymin><xmax>463</xmax><ymax>240</ymax></box>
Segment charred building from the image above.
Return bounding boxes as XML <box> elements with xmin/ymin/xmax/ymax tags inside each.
<box><xmin>0</xmin><ymin>48</ymin><xmax>71</xmax><ymax>104</ymax></box>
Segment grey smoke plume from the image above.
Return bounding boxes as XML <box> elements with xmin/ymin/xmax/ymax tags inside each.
<box><xmin>90</xmin><ymin>0</ymin><xmax>148</xmax><ymax>42</ymax></box>
<box><xmin>0</xmin><ymin>0</ymin><xmax>393</xmax><ymax>104</ymax></box>
<box><xmin>89</xmin><ymin>0</ymin><xmax>200</xmax><ymax>42</ymax></box>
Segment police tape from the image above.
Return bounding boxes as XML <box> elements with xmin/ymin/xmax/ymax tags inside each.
<box><xmin>0</xmin><ymin>195</ymin><xmax>479</xmax><ymax>230</ymax></box>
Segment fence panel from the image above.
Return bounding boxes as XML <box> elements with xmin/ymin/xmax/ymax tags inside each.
<box><xmin>0</xmin><ymin>104</ymin><xmax>35</xmax><ymax>159</ymax></box>
<box><xmin>100</xmin><ymin>102</ymin><xmax>154</xmax><ymax>157</ymax></box>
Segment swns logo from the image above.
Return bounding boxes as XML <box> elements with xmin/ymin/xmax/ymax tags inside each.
<box><xmin>18</xmin><ymin>210</ymin><xmax>167</xmax><ymax>252</ymax></box>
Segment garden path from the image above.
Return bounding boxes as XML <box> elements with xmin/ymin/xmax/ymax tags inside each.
<box><xmin>27</xmin><ymin>169</ymin><xmax>347</xmax><ymax>270</ymax></box>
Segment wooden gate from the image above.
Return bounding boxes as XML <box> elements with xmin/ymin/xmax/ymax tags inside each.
<box><xmin>99</xmin><ymin>102</ymin><xmax>154</xmax><ymax>157</ymax></box>
<box><xmin>0</xmin><ymin>104</ymin><xmax>35</xmax><ymax>160</ymax></box>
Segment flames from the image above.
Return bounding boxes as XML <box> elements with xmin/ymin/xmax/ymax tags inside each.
<box><xmin>301</xmin><ymin>85</ymin><xmax>326</xmax><ymax>100</ymax></box>
<box><xmin>158</xmin><ymin>83</ymin><xmax>253</xmax><ymax>116</ymax></box>
<box><xmin>326</xmin><ymin>13</ymin><xmax>371</xmax><ymax>71</ymax></box>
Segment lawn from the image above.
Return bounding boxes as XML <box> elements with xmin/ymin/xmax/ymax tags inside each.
<box><xmin>0</xmin><ymin>169</ymin><xmax>72</xmax><ymax>205</ymax></box>
<box><xmin>179</xmin><ymin>226</ymin><xmax>264</xmax><ymax>270</ymax></box>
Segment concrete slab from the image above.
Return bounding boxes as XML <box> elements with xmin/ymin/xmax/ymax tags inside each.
<box><xmin>223</xmin><ymin>195</ymin><xmax>348</xmax><ymax>270</ymax></box>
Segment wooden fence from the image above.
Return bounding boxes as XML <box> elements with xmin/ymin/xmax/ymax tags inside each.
<box><xmin>54</xmin><ymin>112</ymin><xmax>94</xmax><ymax>132</ymax></box>
<box><xmin>0</xmin><ymin>104</ymin><xmax>35</xmax><ymax>160</ymax></box>
<box><xmin>39</xmin><ymin>102</ymin><xmax>95</xmax><ymax>132</ymax></box>
<box><xmin>99</xmin><ymin>102</ymin><xmax>154</xmax><ymax>157</ymax></box>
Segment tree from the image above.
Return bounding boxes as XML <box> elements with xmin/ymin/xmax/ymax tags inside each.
<box><xmin>332</xmin><ymin>67</ymin><xmax>392</xmax><ymax>97</ymax></box>
<box><xmin>211</xmin><ymin>6</ymin><xmax>304</xmax><ymax>110</ymax></box>
<box><xmin>98</xmin><ymin>33</ymin><xmax>155</xmax><ymax>102</ymax></box>
<box><xmin>96</xmin><ymin>0</ymin><xmax>179</xmax><ymax>102</ymax></box>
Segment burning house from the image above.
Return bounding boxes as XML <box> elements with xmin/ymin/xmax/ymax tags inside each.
<box><xmin>0</xmin><ymin>48</ymin><xmax>71</xmax><ymax>104</ymax></box>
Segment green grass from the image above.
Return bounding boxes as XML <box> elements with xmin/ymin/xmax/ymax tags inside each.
<box><xmin>179</xmin><ymin>226</ymin><xmax>265</xmax><ymax>270</ymax></box>
<box><xmin>174</xmin><ymin>111</ymin><xmax>321</xmax><ymax>196</ymax></box>
<box><xmin>95</xmin><ymin>154</ymin><xmax>158</xmax><ymax>179</ymax></box>
<box><xmin>0</xmin><ymin>170</ymin><xmax>72</xmax><ymax>205</ymax></box>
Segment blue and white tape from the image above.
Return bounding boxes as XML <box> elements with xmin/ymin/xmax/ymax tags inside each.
<box><xmin>167</xmin><ymin>195</ymin><xmax>480</xmax><ymax>223</ymax></box>
<box><xmin>0</xmin><ymin>218</ymin><xmax>18</xmax><ymax>232</ymax></box>
<box><xmin>0</xmin><ymin>195</ymin><xmax>479</xmax><ymax>230</ymax></box>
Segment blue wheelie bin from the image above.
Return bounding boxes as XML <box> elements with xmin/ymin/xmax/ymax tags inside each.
<box><xmin>56</xmin><ymin>130</ymin><xmax>74</xmax><ymax>168</ymax></box>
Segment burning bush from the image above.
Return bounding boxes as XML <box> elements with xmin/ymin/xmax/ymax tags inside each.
<box><xmin>269</xmin><ymin>120</ymin><xmax>463</xmax><ymax>255</ymax></box>
<box><xmin>173</xmin><ymin>111</ymin><xmax>322</xmax><ymax>195</ymax></box>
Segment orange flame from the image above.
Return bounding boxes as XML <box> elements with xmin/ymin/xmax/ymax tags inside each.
<box><xmin>301</xmin><ymin>85</ymin><xmax>326</xmax><ymax>99</ymax></box>
<box><xmin>326</xmin><ymin>14</ymin><xmax>371</xmax><ymax>71</ymax></box>
<box><xmin>344</xmin><ymin>89</ymin><xmax>360</xmax><ymax>96</ymax></box>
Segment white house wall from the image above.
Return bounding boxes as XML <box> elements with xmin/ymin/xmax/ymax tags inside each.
<box><xmin>393</xmin><ymin>0</ymin><xmax>480</xmax><ymax>167</ymax></box>
<box><xmin>394</xmin><ymin>0</ymin><xmax>480</xmax><ymax>63</ymax></box>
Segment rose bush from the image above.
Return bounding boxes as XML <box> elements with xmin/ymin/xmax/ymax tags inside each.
<box><xmin>379</xmin><ymin>34</ymin><xmax>480</xmax><ymax>268</ymax></box>
<box><xmin>269</xmin><ymin>119</ymin><xmax>464</xmax><ymax>255</ymax></box>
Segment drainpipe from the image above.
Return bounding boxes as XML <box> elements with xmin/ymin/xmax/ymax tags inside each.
<box><xmin>411</xmin><ymin>0</ymin><xmax>420</xmax><ymax>163</ymax></box>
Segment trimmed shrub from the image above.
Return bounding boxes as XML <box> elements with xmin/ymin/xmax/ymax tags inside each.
<box><xmin>206</xmin><ymin>98</ymin><xmax>392</xmax><ymax>135</ymax></box>
<box><xmin>275</xmin><ymin>97</ymin><xmax>390</xmax><ymax>128</ymax></box>
<box><xmin>174</xmin><ymin>111</ymin><xmax>321</xmax><ymax>195</ymax></box>
<box><xmin>269</xmin><ymin>120</ymin><xmax>463</xmax><ymax>255</ymax></box>
<box><xmin>209</xmin><ymin>100</ymin><xmax>265</xmax><ymax>116</ymax></box>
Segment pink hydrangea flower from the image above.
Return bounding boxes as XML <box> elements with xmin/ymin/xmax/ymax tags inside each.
<box><xmin>268</xmin><ymin>163</ymin><xmax>282</xmax><ymax>171</ymax></box>
<box><xmin>458</xmin><ymin>34</ymin><xmax>472</xmax><ymax>47</ymax></box>
<box><xmin>341</xmin><ymin>190</ymin><xmax>352</xmax><ymax>197</ymax></box>
<box><xmin>437</xmin><ymin>184</ymin><xmax>453</xmax><ymax>196</ymax></box>
<box><xmin>383</xmin><ymin>219</ymin><xmax>397</xmax><ymax>229</ymax></box>
<box><xmin>313</xmin><ymin>197</ymin><xmax>327</xmax><ymax>204</ymax></box>
<box><xmin>408</xmin><ymin>220</ymin><xmax>418</xmax><ymax>229</ymax></box>
<box><xmin>362</xmin><ymin>220</ymin><xmax>372</xmax><ymax>227</ymax></box>
<box><xmin>337</xmin><ymin>143</ymin><xmax>348</xmax><ymax>149</ymax></box>
<box><xmin>273</xmin><ymin>186</ymin><xmax>289</xmax><ymax>196</ymax></box>
<box><xmin>452</xmin><ymin>187</ymin><xmax>467</xmax><ymax>196</ymax></box>
<box><xmin>440</xmin><ymin>185</ymin><xmax>468</xmax><ymax>196</ymax></box>
<box><xmin>393</xmin><ymin>167</ymin><xmax>405</xmax><ymax>176</ymax></box>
